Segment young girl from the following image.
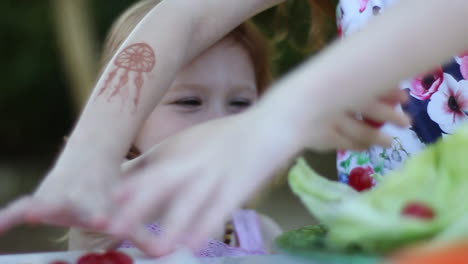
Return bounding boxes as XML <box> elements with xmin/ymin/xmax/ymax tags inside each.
<box><xmin>2</xmin><ymin>0</ymin><xmax>459</xmax><ymax>257</ymax></box>
<box><xmin>101</xmin><ymin>0</ymin><xmax>468</xmax><ymax>256</ymax></box>
<box><xmin>0</xmin><ymin>0</ymin><xmax>291</xmax><ymax>255</ymax></box>
<box><xmin>62</xmin><ymin>0</ymin><xmax>282</xmax><ymax>257</ymax></box>
<box><xmin>336</xmin><ymin>0</ymin><xmax>468</xmax><ymax>190</ymax></box>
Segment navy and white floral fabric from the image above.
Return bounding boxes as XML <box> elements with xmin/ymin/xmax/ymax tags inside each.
<box><xmin>336</xmin><ymin>0</ymin><xmax>468</xmax><ymax>184</ymax></box>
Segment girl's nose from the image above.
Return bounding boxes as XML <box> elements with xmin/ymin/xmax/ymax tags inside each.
<box><xmin>205</xmin><ymin>105</ymin><xmax>229</xmax><ymax>121</ymax></box>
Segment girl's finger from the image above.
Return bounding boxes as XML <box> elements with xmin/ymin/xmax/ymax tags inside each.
<box><xmin>180</xmin><ymin>182</ymin><xmax>237</xmax><ymax>252</ymax></box>
<box><xmin>125</xmin><ymin>224</ymin><xmax>164</xmax><ymax>257</ymax></box>
<box><xmin>156</xmin><ymin>174</ymin><xmax>218</xmax><ymax>255</ymax></box>
<box><xmin>25</xmin><ymin>201</ymin><xmax>107</xmax><ymax>230</ymax></box>
<box><xmin>362</xmin><ymin>102</ymin><xmax>411</xmax><ymax>128</ymax></box>
<box><xmin>109</xmin><ymin>174</ymin><xmax>179</xmax><ymax>239</ymax></box>
<box><xmin>112</xmin><ymin>178</ymin><xmax>139</xmax><ymax>205</ymax></box>
<box><xmin>382</xmin><ymin>88</ymin><xmax>408</xmax><ymax>105</ymax></box>
<box><xmin>0</xmin><ymin>197</ymin><xmax>36</xmax><ymax>233</ymax></box>
<box><xmin>337</xmin><ymin>116</ymin><xmax>393</xmax><ymax>149</ymax></box>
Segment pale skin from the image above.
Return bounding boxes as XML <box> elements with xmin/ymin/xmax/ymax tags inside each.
<box><xmin>0</xmin><ymin>0</ymin><xmax>403</xmax><ymax>239</ymax></box>
<box><xmin>0</xmin><ymin>0</ymin><xmax>288</xmax><ymax>239</ymax></box>
<box><xmin>134</xmin><ymin>38</ymin><xmax>258</xmax><ymax>152</ymax></box>
<box><xmin>106</xmin><ymin>0</ymin><xmax>468</xmax><ymax>256</ymax></box>
<box><xmin>3</xmin><ymin>0</ymin><xmax>464</xmax><ymax>257</ymax></box>
<box><xmin>68</xmin><ymin>37</ymin><xmax>282</xmax><ymax>252</ymax></box>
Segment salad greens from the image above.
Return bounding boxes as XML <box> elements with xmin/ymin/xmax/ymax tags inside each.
<box><xmin>287</xmin><ymin>125</ymin><xmax>468</xmax><ymax>254</ymax></box>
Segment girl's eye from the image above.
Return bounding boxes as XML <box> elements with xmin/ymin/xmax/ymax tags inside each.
<box><xmin>173</xmin><ymin>97</ymin><xmax>202</xmax><ymax>107</ymax></box>
<box><xmin>230</xmin><ymin>99</ymin><xmax>252</xmax><ymax>108</ymax></box>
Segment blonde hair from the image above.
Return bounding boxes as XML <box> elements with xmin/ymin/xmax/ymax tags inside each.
<box><xmin>100</xmin><ymin>0</ymin><xmax>272</xmax><ymax>95</ymax></box>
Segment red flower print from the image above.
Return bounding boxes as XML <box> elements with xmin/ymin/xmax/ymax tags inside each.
<box><xmin>338</xmin><ymin>149</ymin><xmax>349</xmax><ymax>159</ymax></box>
<box><xmin>428</xmin><ymin>74</ymin><xmax>468</xmax><ymax>133</ymax></box>
<box><xmin>455</xmin><ymin>50</ymin><xmax>468</xmax><ymax>80</ymax></box>
<box><xmin>409</xmin><ymin>67</ymin><xmax>444</xmax><ymax>100</ymax></box>
<box><xmin>359</xmin><ymin>0</ymin><xmax>370</xmax><ymax>12</ymax></box>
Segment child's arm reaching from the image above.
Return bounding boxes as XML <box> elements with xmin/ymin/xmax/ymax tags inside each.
<box><xmin>255</xmin><ymin>0</ymin><xmax>468</xmax><ymax>150</ymax></box>
<box><xmin>105</xmin><ymin>0</ymin><xmax>468</xmax><ymax>256</ymax></box>
<box><xmin>0</xmin><ymin>0</ymin><xmax>285</xmax><ymax>234</ymax></box>
<box><xmin>63</xmin><ymin>0</ymin><xmax>286</xmax><ymax>163</ymax></box>
<box><xmin>58</xmin><ymin>0</ymin><xmax>286</xmax><ymax>174</ymax></box>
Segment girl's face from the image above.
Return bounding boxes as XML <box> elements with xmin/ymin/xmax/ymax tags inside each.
<box><xmin>135</xmin><ymin>38</ymin><xmax>258</xmax><ymax>152</ymax></box>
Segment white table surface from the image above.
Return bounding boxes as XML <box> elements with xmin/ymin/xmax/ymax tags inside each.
<box><xmin>0</xmin><ymin>249</ymin><xmax>316</xmax><ymax>264</ymax></box>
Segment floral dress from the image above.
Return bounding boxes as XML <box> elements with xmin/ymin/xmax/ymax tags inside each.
<box><xmin>336</xmin><ymin>0</ymin><xmax>468</xmax><ymax>186</ymax></box>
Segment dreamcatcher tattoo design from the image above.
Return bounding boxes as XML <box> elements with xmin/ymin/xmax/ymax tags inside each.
<box><xmin>98</xmin><ymin>43</ymin><xmax>156</xmax><ymax>111</ymax></box>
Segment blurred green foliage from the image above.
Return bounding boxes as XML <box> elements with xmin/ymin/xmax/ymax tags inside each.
<box><xmin>254</xmin><ymin>0</ymin><xmax>338</xmax><ymax>75</ymax></box>
<box><xmin>0</xmin><ymin>0</ymin><xmax>337</xmax><ymax>161</ymax></box>
<box><xmin>0</xmin><ymin>1</ymin><xmax>136</xmax><ymax>160</ymax></box>
<box><xmin>0</xmin><ymin>2</ymin><xmax>71</xmax><ymax>159</ymax></box>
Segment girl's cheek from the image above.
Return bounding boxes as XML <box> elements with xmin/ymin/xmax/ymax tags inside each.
<box><xmin>163</xmin><ymin>113</ymin><xmax>200</xmax><ymax>135</ymax></box>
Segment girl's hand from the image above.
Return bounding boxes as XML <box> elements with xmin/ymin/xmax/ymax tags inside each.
<box><xmin>0</xmin><ymin>156</ymin><xmax>158</xmax><ymax>250</ymax></box>
<box><xmin>0</xmin><ymin>161</ymin><xmax>119</xmax><ymax>234</ymax></box>
<box><xmin>105</xmin><ymin>94</ymin><xmax>409</xmax><ymax>256</ymax></box>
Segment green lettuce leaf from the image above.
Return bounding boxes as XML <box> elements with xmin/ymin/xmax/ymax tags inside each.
<box><xmin>288</xmin><ymin>125</ymin><xmax>468</xmax><ymax>254</ymax></box>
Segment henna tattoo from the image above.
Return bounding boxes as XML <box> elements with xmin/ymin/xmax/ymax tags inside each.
<box><xmin>97</xmin><ymin>43</ymin><xmax>156</xmax><ymax>109</ymax></box>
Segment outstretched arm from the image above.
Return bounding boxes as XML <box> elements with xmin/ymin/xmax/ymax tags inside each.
<box><xmin>265</xmin><ymin>0</ymin><xmax>468</xmax><ymax>147</ymax></box>
<box><xmin>59</xmin><ymin>0</ymin><xmax>285</xmax><ymax>175</ymax></box>
<box><xmin>108</xmin><ymin>0</ymin><xmax>468</xmax><ymax>256</ymax></box>
<box><xmin>0</xmin><ymin>0</ymin><xmax>285</xmax><ymax>237</ymax></box>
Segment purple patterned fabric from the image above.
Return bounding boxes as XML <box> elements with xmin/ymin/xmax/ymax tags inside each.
<box><xmin>119</xmin><ymin>209</ymin><xmax>267</xmax><ymax>257</ymax></box>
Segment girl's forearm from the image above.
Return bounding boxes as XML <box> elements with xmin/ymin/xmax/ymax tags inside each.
<box><xmin>261</xmin><ymin>0</ymin><xmax>468</xmax><ymax>148</ymax></box>
<box><xmin>60</xmin><ymin>0</ymin><xmax>284</xmax><ymax>165</ymax></box>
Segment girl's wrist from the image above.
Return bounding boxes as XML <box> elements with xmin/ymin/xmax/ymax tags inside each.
<box><xmin>250</xmin><ymin>102</ymin><xmax>305</xmax><ymax>162</ymax></box>
<box><xmin>254</xmin><ymin>70</ymin><xmax>328</xmax><ymax>154</ymax></box>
